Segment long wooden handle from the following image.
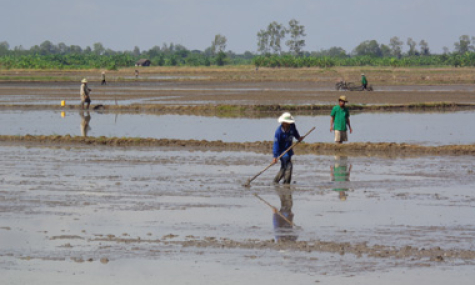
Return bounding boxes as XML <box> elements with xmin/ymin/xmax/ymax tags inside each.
<box><xmin>244</xmin><ymin>127</ymin><xmax>315</xmax><ymax>186</ymax></box>
<box><xmin>253</xmin><ymin>193</ymin><xmax>296</xmax><ymax>227</ymax></box>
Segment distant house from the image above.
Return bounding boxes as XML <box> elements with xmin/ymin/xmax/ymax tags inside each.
<box><xmin>135</xmin><ymin>59</ymin><xmax>151</xmax><ymax>66</ymax></box>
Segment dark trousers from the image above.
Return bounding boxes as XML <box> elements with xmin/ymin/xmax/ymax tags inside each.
<box><xmin>363</xmin><ymin>83</ymin><xmax>367</xmax><ymax>90</ymax></box>
<box><xmin>274</xmin><ymin>156</ymin><xmax>293</xmax><ymax>184</ymax></box>
<box><xmin>101</xmin><ymin>80</ymin><xmax>106</xmax><ymax>85</ymax></box>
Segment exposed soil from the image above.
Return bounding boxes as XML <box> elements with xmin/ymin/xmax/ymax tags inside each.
<box><xmin>1</xmin><ymin>134</ymin><xmax>475</xmax><ymax>156</ymax></box>
<box><xmin>1</xmin><ymin>81</ymin><xmax>475</xmax><ymax>107</ymax></box>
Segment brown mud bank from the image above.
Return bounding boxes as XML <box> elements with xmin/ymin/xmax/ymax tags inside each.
<box><xmin>87</xmin><ymin>235</ymin><xmax>475</xmax><ymax>261</ymax></box>
<box><xmin>2</xmin><ymin>134</ymin><xmax>475</xmax><ymax>156</ymax></box>
<box><xmin>2</xmin><ymin>66</ymin><xmax>475</xmax><ymax>85</ymax></box>
<box><xmin>1</xmin><ymin>102</ymin><xmax>474</xmax><ymax>116</ymax></box>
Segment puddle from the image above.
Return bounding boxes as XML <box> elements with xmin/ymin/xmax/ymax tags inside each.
<box><xmin>1</xmin><ymin>145</ymin><xmax>475</xmax><ymax>283</ymax></box>
<box><xmin>1</xmin><ymin>110</ymin><xmax>475</xmax><ymax>146</ymax></box>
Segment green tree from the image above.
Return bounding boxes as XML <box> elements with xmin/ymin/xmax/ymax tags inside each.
<box><xmin>380</xmin><ymin>44</ymin><xmax>391</xmax><ymax>57</ymax></box>
<box><xmin>257</xmin><ymin>29</ymin><xmax>270</xmax><ymax>55</ymax></box>
<box><xmin>286</xmin><ymin>19</ymin><xmax>306</xmax><ymax>56</ymax></box>
<box><xmin>389</xmin><ymin>36</ymin><xmax>403</xmax><ymax>58</ymax></box>
<box><xmin>133</xmin><ymin>46</ymin><xmax>141</xmax><ymax>56</ymax></box>
<box><xmin>454</xmin><ymin>35</ymin><xmax>474</xmax><ymax>54</ymax></box>
<box><xmin>419</xmin><ymin>40</ymin><xmax>430</xmax><ymax>56</ymax></box>
<box><xmin>406</xmin><ymin>37</ymin><xmax>418</xmax><ymax>56</ymax></box>
<box><xmin>93</xmin><ymin>42</ymin><xmax>105</xmax><ymax>55</ymax></box>
<box><xmin>0</xmin><ymin>41</ymin><xmax>9</xmax><ymax>55</ymax></box>
<box><xmin>352</xmin><ymin>40</ymin><xmax>382</xmax><ymax>57</ymax></box>
<box><xmin>215</xmin><ymin>50</ymin><xmax>227</xmax><ymax>66</ymax></box>
<box><xmin>211</xmin><ymin>34</ymin><xmax>227</xmax><ymax>55</ymax></box>
<box><xmin>267</xmin><ymin>21</ymin><xmax>286</xmax><ymax>54</ymax></box>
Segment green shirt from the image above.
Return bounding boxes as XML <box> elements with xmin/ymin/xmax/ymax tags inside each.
<box><xmin>361</xmin><ymin>76</ymin><xmax>367</xmax><ymax>85</ymax></box>
<box><xmin>331</xmin><ymin>105</ymin><xmax>350</xmax><ymax>131</ymax></box>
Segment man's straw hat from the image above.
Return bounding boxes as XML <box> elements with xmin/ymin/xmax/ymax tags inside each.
<box><xmin>81</xmin><ymin>78</ymin><xmax>88</xmax><ymax>83</ymax></box>
<box><xmin>339</xmin><ymin>95</ymin><xmax>348</xmax><ymax>102</ymax></box>
<box><xmin>278</xmin><ymin>112</ymin><xmax>295</xmax><ymax>124</ymax></box>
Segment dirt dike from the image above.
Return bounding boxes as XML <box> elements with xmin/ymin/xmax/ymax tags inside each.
<box><xmin>86</xmin><ymin>235</ymin><xmax>475</xmax><ymax>261</ymax></box>
<box><xmin>1</xmin><ymin>102</ymin><xmax>474</xmax><ymax>116</ymax></box>
<box><xmin>2</xmin><ymin>134</ymin><xmax>475</xmax><ymax>156</ymax></box>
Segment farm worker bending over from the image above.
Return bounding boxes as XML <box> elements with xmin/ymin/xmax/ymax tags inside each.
<box><xmin>330</xmin><ymin>95</ymin><xmax>352</xmax><ymax>144</ymax></box>
<box><xmin>361</xmin><ymin>73</ymin><xmax>368</xmax><ymax>90</ymax></box>
<box><xmin>273</xmin><ymin>112</ymin><xmax>302</xmax><ymax>184</ymax></box>
<box><xmin>80</xmin><ymin>78</ymin><xmax>92</xmax><ymax>110</ymax></box>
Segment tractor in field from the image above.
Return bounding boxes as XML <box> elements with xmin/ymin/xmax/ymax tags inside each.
<box><xmin>335</xmin><ymin>81</ymin><xmax>373</xmax><ymax>91</ymax></box>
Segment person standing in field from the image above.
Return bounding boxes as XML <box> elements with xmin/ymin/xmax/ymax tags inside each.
<box><xmin>80</xmin><ymin>78</ymin><xmax>91</xmax><ymax>110</ymax></box>
<box><xmin>273</xmin><ymin>112</ymin><xmax>302</xmax><ymax>184</ymax></box>
<box><xmin>134</xmin><ymin>69</ymin><xmax>139</xmax><ymax>79</ymax></box>
<box><xmin>330</xmin><ymin>95</ymin><xmax>352</xmax><ymax>144</ymax></box>
<box><xmin>101</xmin><ymin>71</ymin><xmax>106</xmax><ymax>85</ymax></box>
<box><xmin>361</xmin><ymin>73</ymin><xmax>368</xmax><ymax>90</ymax></box>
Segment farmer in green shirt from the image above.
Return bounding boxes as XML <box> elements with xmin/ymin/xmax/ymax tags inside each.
<box><xmin>330</xmin><ymin>95</ymin><xmax>352</xmax><ymax>143</ymax></box>
<box><xmin>361</xmin><ymin>73</ymin><xmax>368</xmax><ymax>90</ymax></box>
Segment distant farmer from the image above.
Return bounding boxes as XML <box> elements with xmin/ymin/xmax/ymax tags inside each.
<box><xmin>101</xmin><ymin>71</ymin><xmax>106</xmax><ymax>85</ymax></box>
<box><xmin>80</xmin><ymin>78</ymin><xmax>92</xmax><ymax>110</ymax></box>
<box><xmin>330</xmin><ymin>95</ymin><xmax>352</xmax><ymax>144</ymax></box>
<box><xmin>134</xmin><ymin>69</ymin><xmax>139</xmax><ymax>79</ymax></box>
<box><xmin>273</xmin><ymin>112</ymin><xmax>302</xmax><ymax>184</ymax></box>
<box><xmin>361</xmin><ymin>73</ymin><xmax>368</xmax><ymax>90</ymax></box>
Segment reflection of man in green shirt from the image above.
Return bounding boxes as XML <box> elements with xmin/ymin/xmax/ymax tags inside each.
<box><xmin>330</xmin><ymin>95</ymin><xmax>352</xmax><ymax>143</ymax></box>
<box><xmin>361</xmin><ymin>73</ymin><xmax>368</xmax><ymax>90</ymax></box>
<box><xmin>330</xmin><ymin>156</ymin><xmax>352</xmax><ymax>201</ymax></box>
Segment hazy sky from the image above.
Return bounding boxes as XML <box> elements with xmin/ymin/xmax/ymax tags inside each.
<box><xmin>1</xmin><ymin>0</ymin><xmax>474</xmax><ymax>54</ymax></box>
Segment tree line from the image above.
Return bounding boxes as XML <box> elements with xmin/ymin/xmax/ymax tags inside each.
<box><xmin>1</xmin><ymin>23</ymin><xmax>475</xmax><ymax>69</ymax></box>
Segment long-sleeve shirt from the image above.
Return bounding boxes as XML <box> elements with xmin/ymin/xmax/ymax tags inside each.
<box><xmin>361</xmin><ymin>76</ymin><xmax>367</xmax><ymax>85</ymax></box>
<box><xmin>273</xmin><ymin>124</ymin><xmax>300</xmax><ymax>158</ymax></box>
<box><xmin>80</xmin><ymin>83</ymin><xmax>91</xmax><ymax>99</ymax></box>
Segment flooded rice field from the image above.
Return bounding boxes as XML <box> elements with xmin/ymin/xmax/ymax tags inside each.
<box><xmin>2</xmin><ymin>78</ymin><xmax>475</xmax><ymax>284</ymax></box>
<box><xmin>1</xmin><ymin>110</ymin><xmax>475</xmax><ymax>146</ymax></box>
<box><xmin>1</xmin><ymin>145</ymin><xmax>475</xmax><ymax>284</ymax></box>
<box><xmin>1</xmin><ymin>81</ymin><xmax>475</xmax><ymax>106</ymax></box>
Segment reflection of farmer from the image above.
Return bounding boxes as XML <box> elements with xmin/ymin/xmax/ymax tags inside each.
<box><xmin>361</xmin><ymin>73</ymin><xmax>368</xmax><ymax>90</ymax></box>
<box><xmin>271</xmin><ymin>186</ymin><xmax>298</xmax><ymax>242</ymax></box>
<box><xmin>101</xmin><ymin>71</ymin><xmax>106</xmax><ymax>85</ymax></box>
<box><xmin>330</xmin><ymin>95</ymin><xmax>352</xmax><ymax>144</ymax></box>
<box><xmin>330</xmin><ymin>156</ymin><xmax>352</xmax><ymax>201</ymax></box>
<box><xmin>273</xmin><ymin>112</ymin><xmax>302</xmax><ymax>184</ymax></box>
<box><xmin>80</xmin><ymin>78</ymin><xmax>92</xmax><ymax>110</ymax></box>
<box><xmin>79</xmin><ymin>111</ymin><xmax>92</xmax><ymax>137</ymax></box>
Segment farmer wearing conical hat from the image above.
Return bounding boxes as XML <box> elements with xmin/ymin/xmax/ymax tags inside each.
<box><xmin>273</xmin><ymin>112</ymin><xmax>302</xmax><ymax>184</ymax></box>
<box><xmin>330</xmin><ymin>95</ymin><xmax>352</xmax><ymax>143</ymax></box>
<box><xmin>80</xmin><ymin>78</ymin><xmax>92</xmax><ymax>110</ymax></box>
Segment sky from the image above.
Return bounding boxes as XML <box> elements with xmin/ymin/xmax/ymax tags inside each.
<box><xmin>1</xmin><ymin>0</ymin><xmax>474</xmax><ymax>54</ymax></box>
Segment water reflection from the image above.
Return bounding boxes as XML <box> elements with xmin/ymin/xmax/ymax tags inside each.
<box><xmin>79</xmin><ymin>111</ymin><xmax>92</xmax><ymax>137</ymax></box>
<box><xmin>330</xmin><ymin>156</ymin><xmax>352</xmax><ymax>201</ymax></box>
<box><xmin>272</xmin><ymin>186</ymin><xmax>298</xmax><ymax>242</ymax></box>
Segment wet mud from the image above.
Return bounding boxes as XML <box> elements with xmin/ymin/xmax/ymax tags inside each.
<box><xmin>1</xmin><ymin>145</ymin><xmax>475</xmax><ymax>283</ymax></box>
<box><xmin>1</xmin><ymin>80</ymin><xmax>475</xmax><ymax>107</ymax></box>
<box><xmin>1</xmin><ymin>134</ymin><xmax>475</xmax><ymax>156</ymax></box>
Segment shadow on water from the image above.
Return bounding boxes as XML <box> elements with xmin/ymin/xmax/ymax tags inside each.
<box><xmin>79</xmin><ymin>111</ymin><xmax>91</xmax><ymax>137</ymax></box>
<box><xmin>330</xmin><ymin>155</ymin><xmax>352</xmax><ymax>201</ymax></box>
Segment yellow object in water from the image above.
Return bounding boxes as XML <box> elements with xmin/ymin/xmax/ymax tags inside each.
<box><xmin>61</xmin><ymin>111</ymin><xmax>66</xmax><ymax>118</ymax></box>
<box><xmin>61</xmin><ymin>100</ymin><xmax>65</xmax><ymax>106</ymax></box>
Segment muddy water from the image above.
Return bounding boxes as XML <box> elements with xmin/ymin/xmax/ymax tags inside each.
<box><xmin>1</xmin><ymin>145</ymin><xmax>475</xmax><ymax>284</ymax></box>
<box><xmin>1</xmin><ymin>110</ymin><xmax>475</xmax><ymax>146</ymax></box>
